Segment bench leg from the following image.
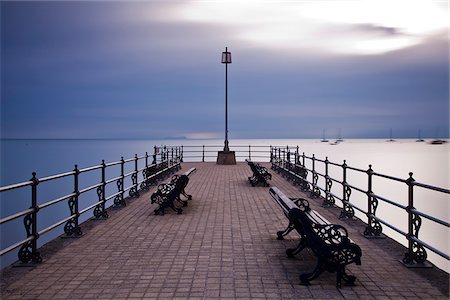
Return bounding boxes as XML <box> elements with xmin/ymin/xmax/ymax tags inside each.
<box><xmin>299</xmin><ymin>258</ymin><xmax>326</xmax><ymax>286</ymax></box>
<box><xmin>176</xmin><ymin>197</ymin><xmax>188</xmax><ymax>207</ymax></box>
<box><xmin>286</xmin><ymin>238</ymin><xmax>307</xmax><ymax>258</ymax></box>
<box><xmin>154</xmin><ymin>207</ymin><xmax>164</xmax><ymax>215</ymax></box>
<box><xmin>181</xmin><ymin>189</ymin><xmax>192</xmax><ymax>200</ymax></box>
<box><xmin>168</xmin><ymin>201</ymin><xmax>183</xmax><ymax>214</ymax></box>
<box><xmin>336</xmin><ymin>267</ymin><xmax>356</xmax><ymax>288</ymax></box>
<box><xmin>277</xmin><ymin>223</ymin><xmax>294</xmax><ymax>240</ymax></box>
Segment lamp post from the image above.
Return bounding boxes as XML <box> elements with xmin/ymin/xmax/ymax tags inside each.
<box><xmin>217</xmin><ymin>47</ymin><xmax>236</xmax><ymax>165</ymax></box>
<box><xmin>222</xmin><ymin>47</ymin><xmax>231</xmax><ymax>151</ymax></box>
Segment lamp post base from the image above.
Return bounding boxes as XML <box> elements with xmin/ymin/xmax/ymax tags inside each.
<box><xmin>217</xmin><ymin>151</ymin><xmax>236</xmax><ymax>165</ymax></box>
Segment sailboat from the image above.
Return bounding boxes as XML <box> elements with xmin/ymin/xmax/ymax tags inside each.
<box><xmin>387</xmin><ymin>128</ymin><xmax>395</xmax><ymax>142</ymax></box>
<box><xmin>429</xmin><ymin>128</ymin><xmax>447</xmax><ymax>145</ymax></box>
<box><xmin>416</xmin><ymin>129</ymin><xmax>424</xmax><ymax>142</ymax></box>
<box><xmin>336</xmin><ymin>128</ymin><xmax>344</xmax><ymax>142</ymax></box>
<box><xmin>321</xmin><ymin>129</ymin><xmax>329</xmax><ymax>142</ymax></box>
<box><xmin>330</xmin><ymin>129</ymin><xmax>343</xmax><ymax>145</ymax></box>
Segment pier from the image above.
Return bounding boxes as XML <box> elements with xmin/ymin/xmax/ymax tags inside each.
<box><xmin>1</xmin><ymin>161</ymin><xmax>448</xmax><ymax>299</ymax></box>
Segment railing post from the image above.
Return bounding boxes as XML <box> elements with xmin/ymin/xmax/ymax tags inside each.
<box><xmin>339</xmin><ymin>160</ymin><xmax>354</xmax><ymax>219</ymax></box>
<box><xmin>302</xmin><ymin>152</ymin><xmax>305</xmax><ymax>167</ymax></box>
<box><xmin>171</xmin><ymin>148</ymin><xmax>174</xmax><ymax>165</ymax></box>
<box><xmin>94</xmin><ymin>160</ymin><xmax>108</xmax><ymax>219</ymax></box>
<box><xmin>142</xmin><ymin>152</ymin><xmax>149</xmax><ymax>190</ymax></box>
<box><xmin>18</xmin><ymin>172</ymin><xmax>42</xmax><ymax>264</ymax></box>
<box><xmin>269</xmin><ymin>145</ymin><xmax>273</xmax><ymax>163</ymax></box>
<box><xmin>322</xmin><ymin>157</ymin><xmax>334</xmax><ymax>207</ymax></box>
<box><xmin>249</xmin><ymin>145</ymin><xmax>251</xmax><ymax>160</ymax></box>
<box><xmin>64</xmin><ymin>165</ymin><xmax>82</xmax><ymax>237</ymax></box>
<box><xmin>202</xmin><ymin>145</ymin><xmax>205</xmax><ymax>162</ymax></box>
<box><xmin>364</xmin><ymin>165</ymin><xmax>382</xmax><ymax>237</ymax></box>
<box><xmin>163</xmin><ymin>146</ymin><xmax>167</xmax><ymax>163</ymax></box>
<box><xmin>129</xmin><ymin>154</ymin><xmax>140</xmax><ymax>198</ymax></box>
<box><xmin>402</xmin><ymin>172</ymin><xmax>427</xmax><ymax>266</ymax></box>
<box><xmin>152</xmin><ymin>146</ymin><xmax>157</xmax><ymax>165</ymax></box>
<box><xmin>114</xmin><ymin>157</ymin><xmax>126</xmax><ymax>207</ymax></box>
<box><xmin>311</xmin><ymin>154</ymin><xmax>320</xmax><ymax>198</ymax></box>
<box><xmin>295</xmin><ymin>146</ymin><xmax>299</xmax><ymax>164</ymax></box>
<box><xmin>145</xmin><ymin>152</ymin><xmax>149</xmax><ymax>168</ymax></box>
<box><xmin>286</xmin><ymin>146</ymin><xmax>289</xmax><ymax>164</ymax></box>
<box><xmin>181</xmin><ymin>145</ymin><xmax>184</xmax><ymax>162</ymax></box>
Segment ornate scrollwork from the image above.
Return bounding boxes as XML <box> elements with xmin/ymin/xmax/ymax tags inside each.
<box><xmin>93</xmin><ymin>186</ymin><xmax>108</xmax><ymax>218</ymax></box>
<box><xmin>403</xmin><ymin>212</ymin><xmax>427</xmax><ymax>264</ymax></box>
<box><xmin>291</xmin><ymin>197</ymin><xmax>310</xmax><ymax>212</ymax></box>
<box><xmin>64</xmin><ymin>219</ymin><xmax>82</xmax><ymax>236</ymax></box>
<box><xmin>18</xmin><ymin>241</ymin><xmax>33</xmax><ymax>263</ymax></box>
<box><xmin>129</xmin><ymin>173</ymin><xmax>140</xmax><ymax>198</ymax></box>
<box><xmin>322</xmin><ymin>177</ymin><xmax>335</xmax><ymax>207</ymax></box>
<box><xmin>18</xmin><ymin>214</ymin><xmax>42</xmax><ymax>263</ymax></box>
<box><xmin>309</xmin><ymin>172</ymin><xmax>320</xmax><ymax>198</ymax></box>
<box><xmin>64</xmin><ymin>197</ymin><xmax>82</xmax><ymax>236</ymax></box>
<box><xmin>23</xmin><ymin>213</ymin><xmax>32</xmax><ymax>236</ymax></box>
<box><xmin>114</xmin><ymin>178</ymin><xmax>126</xmax><ymax>206</ymax></box>
<box><xmin>93</xmin><ymin>205</ymin><xmax>108</xmax><ymax>218</ymax></box>
<box><xmin>364</xmin><ymin>196</ymin><xmax>382</xmax><ymax>236</ymax></box>
<box><xmin>339</xmin><ymin>185</ymin><xmax>354</xmax><ymax>219</ymax></box>
<box><xmin>140</xmin><ymin>168</ymin><xmax>149</xmax><ymax>191</ymax></box>
<box><xmin>18</xmin><ymin>241</ymin><xmax>42</xmax><ymax>264</ymax></box>
<box><xmin>312</xmin><ymin>223</ymin><xmax>348</xmax><ymax>244</ymax></box>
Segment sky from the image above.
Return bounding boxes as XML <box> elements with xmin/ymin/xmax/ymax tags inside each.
<box><xmin>1</xmin><ymin>0</ymin><xmax>449</xmax><ymax>139</ymax></box>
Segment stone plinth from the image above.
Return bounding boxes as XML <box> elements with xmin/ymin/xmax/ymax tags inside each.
<box><xmin>216</xmin><ymin>151</ymin><xmax>236</xmax><ymax>165</ymax></box>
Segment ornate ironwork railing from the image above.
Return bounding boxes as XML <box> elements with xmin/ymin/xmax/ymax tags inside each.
<box><xmin>0</xmin><ymin>146</ymin><xmax>182</xmax><ymax>265</ymax></box>
<box><xmin>270</xmin><ymin>146</ymin><xmax>450</xmax><ymax>268</ymax></box>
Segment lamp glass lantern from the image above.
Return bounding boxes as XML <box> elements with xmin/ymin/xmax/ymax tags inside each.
<box><xmin>222</xmin><ymin>51</ymin><xmax>232</xmax><ymax>64</ymax></box>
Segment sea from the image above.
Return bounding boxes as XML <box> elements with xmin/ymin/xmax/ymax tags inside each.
<box><xmin>1</xmin><ymin>138</ymin><xmax>449</xmax><ymax>272</ymax></box>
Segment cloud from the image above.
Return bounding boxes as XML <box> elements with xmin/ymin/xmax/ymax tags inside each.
<box><xmin>162</xmin><ymin>0</ymin><xmax>447</xmax><ymax>55</ymax></box>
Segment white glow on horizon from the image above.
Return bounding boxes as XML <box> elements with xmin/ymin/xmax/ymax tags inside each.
<box><xmin>170</xmin><ymin>0</ymin><xmax>448</xmax><ymax>55</ymax></box>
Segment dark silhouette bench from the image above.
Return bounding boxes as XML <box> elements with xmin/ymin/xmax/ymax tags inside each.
<box><xmin>150</xmin><ymin>168</ymin><xmax>196</xmax><ymax>215</ymax></box>
<box><xmin>245</xmin><ymin>159</ymin><xmax>271</xmax><ymax>186</ymax></box>
<box><xmin>269</xmin><ymin>187</ymin><xmax>362</xmax><ymax>288</ymax></box>
<box><xmin>272</xmin><ymin>160</ymin><xmax>308</xmax><ymax>190</ymax></box>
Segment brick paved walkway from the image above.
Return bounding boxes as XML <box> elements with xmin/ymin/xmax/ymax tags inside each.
<box><xmin>1</xmin><ymin>162</ymin><xmax>448</xmax><ymax>299</ymax></box>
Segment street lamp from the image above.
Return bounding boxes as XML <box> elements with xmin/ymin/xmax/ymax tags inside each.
<box><xmin>217</xmin><ymin>47</ymin><xmax>236</xmax><ymax>165</ymax></box>
<box><xmin>222</xmin><ymin>47</ymin><xmax>232</xmax><ymax>151</ymax></box>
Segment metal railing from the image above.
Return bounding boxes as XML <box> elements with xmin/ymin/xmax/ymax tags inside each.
<box><xmin>270</xmin><ymin>146</ymin><xmax>450</xmax><ymax>267</ymax></box>
<box><xmin>172</xmin><ymin>144</ymin><xmax>274</xmax><ymax>162</ymax></box>
<box><xmin>0</xmin><ymin>146</ymin><xmax>182</xmax><ymax>265</ymax></box>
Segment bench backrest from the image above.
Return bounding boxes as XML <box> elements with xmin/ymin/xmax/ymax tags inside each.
<box><xmin>269</xmin><ymin>187</ymin><xmax>302</xmax><ymax>216</ymax></box>
<box><xmin>289</xmin><ymin>208</ymin><xmax>351</xmax><ymax>249</ymax></box>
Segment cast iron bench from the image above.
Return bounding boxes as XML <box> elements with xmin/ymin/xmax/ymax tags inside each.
<box><xmin>246</xmin><ymin>159</ymin><xmax>272</xmax><ymax>186</ymax></box>
<box><xmin>150</xmin><ymin>168</ymin><xmax>196</xmax><ymax>215</ymax></box>
<box><xmin>269</xmin><ymin>187</ymin><xmax>362</xmax><ymax>288</ymax></box>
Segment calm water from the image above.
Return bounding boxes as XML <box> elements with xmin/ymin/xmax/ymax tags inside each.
<box><xmin>1</xmin><ymin>139</ymin><xmax>449</xmax><ymax>271</ymax></box>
